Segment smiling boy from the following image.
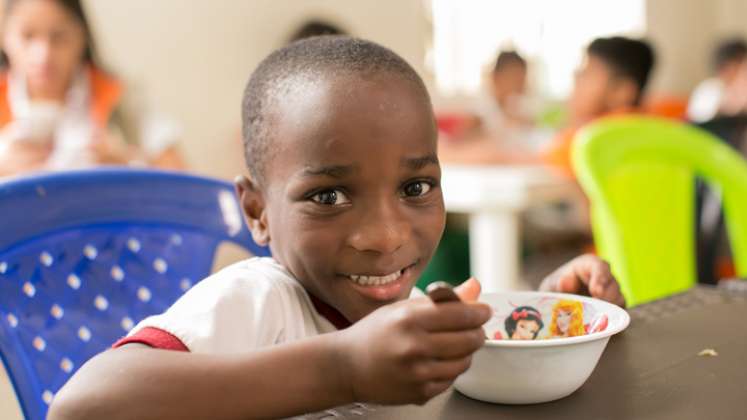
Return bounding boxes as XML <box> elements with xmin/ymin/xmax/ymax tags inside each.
<box><xmin>49</xmin><ymin>36</ymin><xmax>623</xmax><ymax>420</ymax></box>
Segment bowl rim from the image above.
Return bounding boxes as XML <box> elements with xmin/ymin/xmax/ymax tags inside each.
<box><xmin>480</xmin><ymin>291</ymin><xmax>630</xmax><ymax>348</ymax></box>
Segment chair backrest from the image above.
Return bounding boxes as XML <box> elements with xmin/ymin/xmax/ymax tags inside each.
<box><xmin>572</xmin><ymin>116</ymin><xmax>747</xmax><ymax>306</ymax></box>
<box><xmin>0</xmin><ymin>169</ymin><xmax>269</xmax><ymax>420</ymax></box>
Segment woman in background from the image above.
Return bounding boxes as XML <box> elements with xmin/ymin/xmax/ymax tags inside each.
<box><xmin>0</xmin><ymin>0</ymin><xmax>185</xmax><ymax>177</ymax></box>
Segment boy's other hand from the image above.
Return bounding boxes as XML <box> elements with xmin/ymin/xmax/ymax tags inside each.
<box><xmin>337</xmin><ymin>296</ymin><xmax>491</xmax><ymax>405</ymax></box>
<box><xmin>540</xmin><ymin>254</ymin><xmax>626</xmax><ymax>307</ymax></box>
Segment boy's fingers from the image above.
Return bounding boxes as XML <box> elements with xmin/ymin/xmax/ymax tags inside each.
<box><xmin>421</xmin><ymin>380</ymin><xmax>453</xmax><ymax>401</ymax></box>
<box><xmin>415</xmin><ymin>301</ymin><xmax>492</xmax><ymax>332</ymax></box>
<box><xmin>426</xmin><ymin>329</ymin><xmax>485</xmax><ymax>359</ymax></box>
<box><xmin>454</xmin><ymin>277</ymin><xmax>481</xmax><ymax>302</ymax></box>
<box><xmin>603</xmin><ymin>283</ymin><xmax>626</xmax><ymax>307</ymax></box>
<box><xmin>557</xmin><ymin>272</ymin><xmax>581</xmax><ymax>293</ymax></box>
<box><xmin>415</xmin><ymin>356</ymin><xmax>473</xmax><ymax>382</ymax></box>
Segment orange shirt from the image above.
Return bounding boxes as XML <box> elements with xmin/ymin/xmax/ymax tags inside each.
<box><xmin>542</xmin><ymin>100</ymin><xmax>688</xmax><ymax>178</ymax></box>
<box><xmin>542</xmin><ymin>108</ymin><xmax>646</xmax><ymax>178</ymax></box>
<box><xmin>0</xmin><ymin>65</ymin><xmax>123</xmax><ymax>129</ymax></box>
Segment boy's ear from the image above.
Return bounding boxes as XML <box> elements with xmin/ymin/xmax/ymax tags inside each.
<box><xmin>234</xmin><ymin>174</ymin><xmax>270</xmax><ymax>246</ymax></box>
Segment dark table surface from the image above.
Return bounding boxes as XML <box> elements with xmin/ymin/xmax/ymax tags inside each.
<box><xmin>293</xmin><ymin>284</ymin><xmax>747</xmax><ymax>420</ymax></box>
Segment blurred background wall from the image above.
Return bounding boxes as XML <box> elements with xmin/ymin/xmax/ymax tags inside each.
<box><xmin>83</xmin><ymin>0</ymin><xmax>431</xmax><ymax>180</ymax></box>
<box><xmin>76</xmin><ymin>0</ymin><xmax>747</xmax><ymax>180</ymax></box>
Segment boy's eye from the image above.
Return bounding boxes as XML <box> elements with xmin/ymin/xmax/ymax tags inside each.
<box><xmin>402</xmin><ymin>181</ymin><xmax>432</xmax><ymax>197</ymax></box>
<box><xmin>310</xmin><ymin>189</ymin><xmax>350</xmax><ymax>206</ymax></box>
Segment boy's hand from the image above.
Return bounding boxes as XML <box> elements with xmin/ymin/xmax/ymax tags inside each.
<box><xmin>540</xmin><ymin>254</ymin><xmax>626</xmax><ymax>307</ymax></box>
<box><xmin>337</xmin><ymin>295</ymin><xmax>491</xmax><ymax>405</ymax></box>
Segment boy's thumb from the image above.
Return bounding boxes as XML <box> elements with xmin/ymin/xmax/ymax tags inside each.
<box><xmin>455</xmin><ymin>277</ymin><xmax>481</xmax><ymax>302</ymax></box>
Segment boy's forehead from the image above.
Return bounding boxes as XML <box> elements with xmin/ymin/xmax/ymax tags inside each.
<box><xmin>263</xmin><ymin>72</ymin><xmax>436</xmax><ymax>178</ymax></box>
<box><xmin>272</xmin><ymin>72</ymin><xmax>432</xmax><ymax>142</ymax></box>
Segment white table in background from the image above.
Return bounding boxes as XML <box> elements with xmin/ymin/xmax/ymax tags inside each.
<box><xmin>440</xmin><ymin>164</ymin><xmax>576</xmax><ymax>293</ymax></box>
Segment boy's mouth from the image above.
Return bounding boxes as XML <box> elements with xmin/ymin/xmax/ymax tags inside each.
<box><xmin>343</xmin><ymin>261</ymin><xmax>418</xmax><ymax>301</ymax></box>
<box><xmin>348</xmin><ymin>270</ymin><xmax>404</xmax><ymax>286</ymax></box>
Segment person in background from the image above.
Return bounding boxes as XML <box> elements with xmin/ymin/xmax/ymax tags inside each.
<box><xmin>688</xmin><ymin>38</ymin><xmax>747</xmax><ymax>123</ymax></box>
<box><xmin>0</xmin><ymin>0</ymin><xmax>185</xmax><ymax>178</ymax></box>
<box><xmin>288</xmin><ymin>19</ymin><xmax>347</xmax><ymax>43</ymax></box>
<box><xmin>543</xmin><ymin>36</ymin><xmax>656</xmax><ymax>177</ymax></box>
<box><xmin>437</xmin><ymin>49</ymin><xmax>548</xmax><ymax>164</ymax></box>
<box><xmin>473</xmin><ymin>50</ymin><xmax>533</xmax><ymax>136</ymax></box>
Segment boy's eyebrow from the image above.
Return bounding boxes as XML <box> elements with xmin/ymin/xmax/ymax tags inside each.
<box><xmin>301</xmin><ymin>165</ymin><xmax>354</xmax><ymax>178</ymax></box>
<box><xmin>300</xmin><ymin>155</ymin><xmax>438</xmax><ymax>178</ymax></box>
<box><xmin>402</xmin><ymin>154</ymin><xmax>439</xmax><ymax>170</ymax></box>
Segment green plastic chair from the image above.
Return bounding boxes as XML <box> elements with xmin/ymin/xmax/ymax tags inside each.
<box><xmin>572</xmin><ymin>116</ymin><xmax>747</xmax><ymax>306</ymax></box>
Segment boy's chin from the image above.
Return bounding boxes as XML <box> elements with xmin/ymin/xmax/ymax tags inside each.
<box><xmin>342</xmin><ymin>282</ymin><xmax>416</xmax><ymax>322</ymax></box>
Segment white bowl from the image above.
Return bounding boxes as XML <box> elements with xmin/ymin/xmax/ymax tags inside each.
<box><xmin>454</xmin><ymin>291</ymin><xmax>630</xmax><ymax>404</ymax></box>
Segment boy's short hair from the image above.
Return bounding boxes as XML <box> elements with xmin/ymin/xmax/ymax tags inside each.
<box><xmin>713</xmin><ymin>38</ymin><xmax>747</xmax><ymax>72</ymax></box>
<box><xmin>587</xmin><ymin>36</ymin><xmax>655</xmax><ymax>105</ymax></box>
<box><xmin>492</xmin><ymin>50</ymin><xmax>526</xmax><ymax>73</ymax></box>
<box><xmin>241</xmin><ymin>36</ymin><xmax>431</xmax><ymax>182</ymax></box>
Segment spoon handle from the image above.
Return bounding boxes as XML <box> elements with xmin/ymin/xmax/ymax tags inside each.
<box><xmin>426</xmin><ymin>281</ymin><xmax>460</xmax><ymax>303</ymax></box>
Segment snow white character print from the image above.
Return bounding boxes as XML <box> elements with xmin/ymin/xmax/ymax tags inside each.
<box><xmin>503</xmin><ymin>306</ymin><xmax>544</xmax><ymax>340</ymax></box>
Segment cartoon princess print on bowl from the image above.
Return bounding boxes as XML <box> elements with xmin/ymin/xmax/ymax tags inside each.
<box><xmin>549</xmin><ymin>299</ymin><xmax>586</xmax><ymax>338</ymax></box>
<box><xmin>502</xmin><ymin>306</ymin><xmax>544</xmax><ymax>340</ymax></box>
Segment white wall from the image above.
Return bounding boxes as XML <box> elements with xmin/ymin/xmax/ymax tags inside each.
<box><xmin>84</xmin><ymin>0</ymin><xmax>431</xmax><ymax>180</ymax></box>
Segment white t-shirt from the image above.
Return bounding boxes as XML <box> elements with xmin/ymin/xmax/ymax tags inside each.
<box><xmin>471</xmin><ymin>92</ymin><xmax>551</xmax><ymax>152</ymax></box>
<box><xmin>129</xmin><ymin>257</ymin><xmax>342</xmax><ymax>354</ymax></box>
<box><xmin>687</xmin><ymin>78</ymin><xmax>724</xmax><ymax>123</ymax></box>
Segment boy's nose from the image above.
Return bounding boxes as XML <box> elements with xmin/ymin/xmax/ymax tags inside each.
<box><xmin>347</xmin><ymin>203</ymin><xmax>411</xmax><ymax>255</ymax></box>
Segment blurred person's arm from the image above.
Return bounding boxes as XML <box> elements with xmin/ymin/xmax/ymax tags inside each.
<box><xmin>150</xmin><ymin>145</ymin><xmax>186</xmax><ymax>170</ymax></box>
<box><xmin>0</xmin><ymin>123</ymin><xmax>53</xmax><ymax>177</ymax></box>
<box><xmin>88</xmin><ymin>128</ymin><xmax>136</xmax><ymax>166</ymax></box>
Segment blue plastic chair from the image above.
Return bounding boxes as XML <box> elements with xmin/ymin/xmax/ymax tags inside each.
<box><xmin>0</xmin><ymin>169</ymin><xmax>269</xmax><ymax>420</ymax></box>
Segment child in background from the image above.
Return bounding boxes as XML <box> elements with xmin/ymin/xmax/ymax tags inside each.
<box><xmin>0</xmin><ymin>0</ymin><xmax>185</xmax><ymax>177</ymax></box>
<box><xmin>438</xmin><ymin>50</ymin><xmax>549</xmax><ymax>163</ymax></box>
<box><xmin>543</xmin><ymin>36</ymin><xmax>656</xmax><ymax>177</ymax></box>
<box><xmin>688</xmin><ymin>38</ymin><xmax>747</xmax><ymax>122</ymax></box>
<box><xmin>49</xmin><ymin>37</ymin><xmax>624</xmax><ymax>420</ymax></box>
<box><xmin>474</xmin><ymin>50</ymin><xmax>533</xmax><ymax>135</ymax></box>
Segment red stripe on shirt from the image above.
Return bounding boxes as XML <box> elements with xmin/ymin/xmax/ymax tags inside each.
<box><xmin>113</xmin><ymin>326</ymin><xmax>189</xmax><ymax>351</ymax></box>
<box><xmin>308</xmin><ymin>294</ymin><xmax>352</xmax><ymax>330</ymax></box>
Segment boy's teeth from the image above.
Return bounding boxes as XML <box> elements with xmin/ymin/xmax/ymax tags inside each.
<box><xmin>349</xmin><ymin>270</ymin><xmax>403</xmax><ymax>286</ymax></box>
